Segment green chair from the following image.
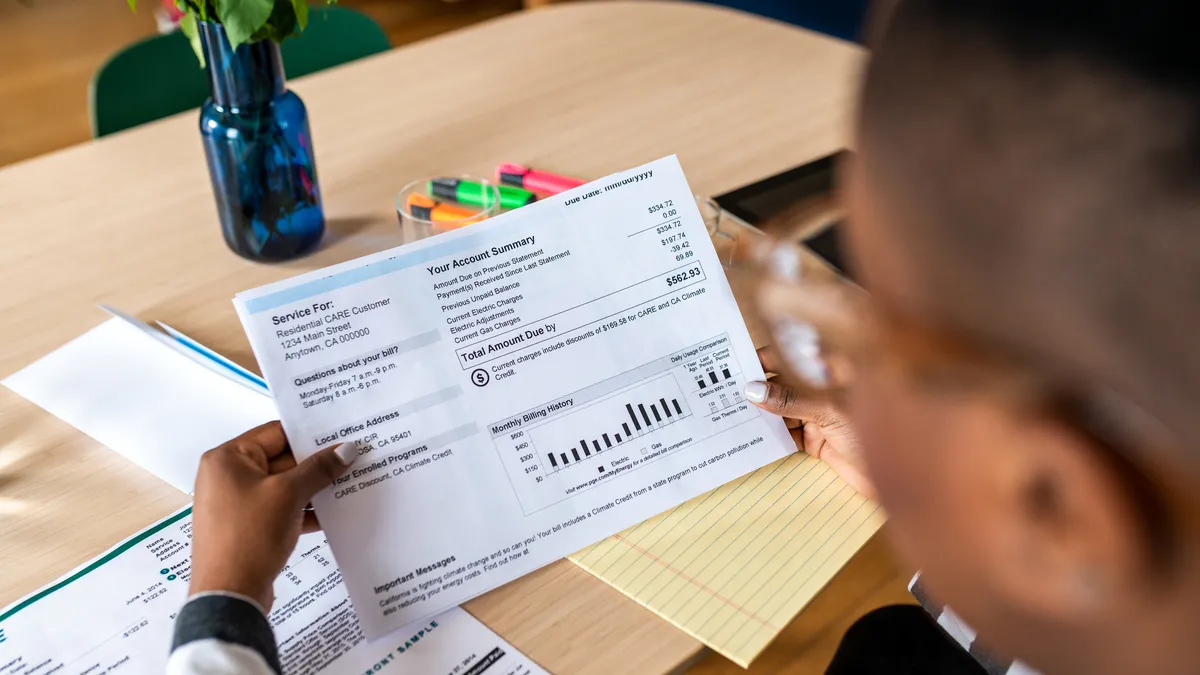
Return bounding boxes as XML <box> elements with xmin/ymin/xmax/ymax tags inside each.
<box><xmin>90</xmin><ymin>6</ymin><xmax>390</xmax><ymax>138</ymax></box>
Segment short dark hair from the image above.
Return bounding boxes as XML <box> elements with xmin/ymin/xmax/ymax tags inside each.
<box><xmin>859</xmin><ymin>0</ymin><xmax>1200</xmax><ymax>460</ymax></box>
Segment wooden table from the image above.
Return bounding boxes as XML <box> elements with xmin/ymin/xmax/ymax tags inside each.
<box><xmin>0</xmin><ymin>3</ymin><xmax>865</xmax><ymax>672</ymax></box>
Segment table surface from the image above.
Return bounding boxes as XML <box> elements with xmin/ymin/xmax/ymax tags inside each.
<box><xmin>0</xmin><ymin>3</ymin><xmax>864</xmax><ymax>672</ymax></box>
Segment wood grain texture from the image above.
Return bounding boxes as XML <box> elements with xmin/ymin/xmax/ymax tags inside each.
<box><xmin>0</xmin><ymin>0</ymin><xmax>157</xmax><ymax>166</ymax></box>
<box><xmin>0</xmin><ymin>3</ymin><xmax>866</xmax><ymax>673</ymax></box>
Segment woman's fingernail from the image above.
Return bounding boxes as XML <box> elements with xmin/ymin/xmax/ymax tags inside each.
<box><xmin>744</xmin><ymin>381</ymin><xmax>768</xmax><ymax>403</ymax></box>
<box><xmin>334</xmin><ymin>442</ymin><xmax>359</xmax><ymax>466</ymax></box>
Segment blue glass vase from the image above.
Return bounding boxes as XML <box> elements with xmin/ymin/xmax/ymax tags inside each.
<box><xmin>198</xmin><ymin>23</ymin><xmax>324</xmax><ymax>261</ymax></box>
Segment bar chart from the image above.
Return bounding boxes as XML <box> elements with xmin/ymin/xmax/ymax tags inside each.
<box><xmin>540</xmin><ymin>374</ymin><xmax>691</xmax><ymax>475</ymax></box>
<box><xmin>695</xmin><ymin>366</ymin><xmax>733</xmax><ymax>390</ymax></box>
<box><xmin>488</xmin><ymin>334</ymin><xmax>760</xmax><ymax>513</ymax></box>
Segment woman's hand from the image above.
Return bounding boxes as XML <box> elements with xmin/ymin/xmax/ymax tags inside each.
<box><xmin>745</xmin><ymin>349</ymin><xmax>875</xmax><ymax>498</ymax></box>
<box><xmin>189</xmin><ymin>421</ymin><xmax>357</xmax><ymax>611</ymax></box>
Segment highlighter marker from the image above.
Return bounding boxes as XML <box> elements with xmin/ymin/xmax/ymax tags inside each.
<box><xmin>428</xmin><ymin>178</ymin><xmax>536</xmax><ymax>210</ymax></box>
<box><xmin>496</xmin><ymin>163</ymin><xmax>584</xmax><ymax>195</ymax></box>
<box><xmin>406</xmin><ymin>193</ymin><xmax>482</xmax><ymax>226</ymax></box>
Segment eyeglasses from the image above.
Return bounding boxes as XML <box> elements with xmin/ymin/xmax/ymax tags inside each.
<box><xmin>727</xmin><ymin>206</ymin><xmax>1175</xmax><ymax>467</ymax></box>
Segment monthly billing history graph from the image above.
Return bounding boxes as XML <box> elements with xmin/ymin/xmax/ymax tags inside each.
<box><xmin>489</xmin><ymin>334</ymin><xmax>758</xmax><ymax>513</ymax></box>
<box><xmin>543</xmin><ymin>373</ymin><xmax>690</xmax><ymax>475</ymax></box>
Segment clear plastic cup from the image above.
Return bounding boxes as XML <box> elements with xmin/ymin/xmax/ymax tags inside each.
<box><xmin>695</xmin><ymin>195</ymin><xmax>738</xmax><ymax>267</ymax></box>
<box><xmin>396</xmin><ymin>176</ymin><xmax>500</xmax><ymax>243</ymax></box>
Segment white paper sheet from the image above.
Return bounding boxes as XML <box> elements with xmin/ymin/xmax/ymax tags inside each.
<box><xmin>234</xmin><ymin>156</ymin><xmax>796</xmax><ymax>637</ymax></box>
<box><xmin>0</xmin><ymin>507</ymin><xmax>547</xmax><ymax>675</ymax></box>
<box><xmin>2</xmin><ymin>317</ymin><xmax>278</xmax><ymax>493</ymax></box>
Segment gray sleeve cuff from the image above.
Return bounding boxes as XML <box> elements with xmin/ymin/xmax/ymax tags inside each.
<box><xmin>171</xmin><ymin>593</ymin><xmax>281</xmax><ymax>675</ymax></box>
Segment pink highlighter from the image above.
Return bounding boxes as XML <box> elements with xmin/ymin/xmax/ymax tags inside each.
<box><xmin>496</xmin><ymin>163</ymin><xmax>585</xmax><ymax>196</ymax></box>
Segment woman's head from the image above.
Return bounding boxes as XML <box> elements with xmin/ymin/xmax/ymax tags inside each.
<box><xmin>844</xmin><ymin>0</ymin><xmax>1200</xmax><ymax>672</ymax></box>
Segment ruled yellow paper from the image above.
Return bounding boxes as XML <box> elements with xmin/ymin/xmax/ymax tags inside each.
<box><xmin>569</xmin><ymin>452</ymin><xmax>885</xmax><ymax>667</ymax></box>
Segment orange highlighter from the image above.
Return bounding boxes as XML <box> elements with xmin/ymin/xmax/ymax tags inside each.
<box><xmin>406</xmin><ymin>193</ymin><xmax>482</xmax><ymax>228</ymax></box>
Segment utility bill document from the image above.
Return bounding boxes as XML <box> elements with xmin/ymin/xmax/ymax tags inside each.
<box><xmin>234</xmin><ymin>156</ymin><xmax>795</xmax><ymax>638</ymax></box>
<box><xmin>0</xmin><ymin>507</ymin><xmax>546</xmax><ymax>675</ymax></box>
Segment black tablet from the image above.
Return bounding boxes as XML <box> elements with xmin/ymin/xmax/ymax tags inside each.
<box><xmin>714</xmin><ymin>152</ymin><xmax>852</xmax><ymax>280</ymax></box>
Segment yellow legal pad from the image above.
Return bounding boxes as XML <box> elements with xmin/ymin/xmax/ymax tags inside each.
<box><xmin>569</xmin><ymin>452</ymin><xmax>885</xmax><ymax>667</ymax></box>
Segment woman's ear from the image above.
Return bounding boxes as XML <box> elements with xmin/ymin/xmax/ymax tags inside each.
<box><xmin>987</xmin><ymin>415</ymin><xmax>1146</xmax><ymax>621</ymax></box>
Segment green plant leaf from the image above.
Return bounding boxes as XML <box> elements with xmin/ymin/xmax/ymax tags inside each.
<box><xmin>216</xmin><ymin>0</ymin><xmax>273</xmax><ymax>50</ymax></box>
<box><xmin>126</xmin><ymin>0</ymin><xmax>137</xmax><ymax>11</ymax></box>
<box><xmin>179</xmin><ymin>11</ymin><xmax>206</xmax><ymax>68</ymax></box>
<box><xmin>175</xmin><ymin>1</ymin><xmax>204</xmax><ymax>20</ymax></box>
<box><xmin>272</xmin><ymin>0</ymin><xmax>299</xmax><ymax>39</ymax></box>
<box><xmin>292</xmin><ymin>0</ymin><xmax>308</xmax><ymax>30</ymax></box>
<box><xmin>253</xmin><ymin>0</ymin><xmax>298</xmax><ymax>43</ymax></box>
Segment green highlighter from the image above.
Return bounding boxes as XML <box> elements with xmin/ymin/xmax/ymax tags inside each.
<box><xmin>429</xmin><ymin>178</ymin><xmax>537</xmax><ymax>210</ymax></box>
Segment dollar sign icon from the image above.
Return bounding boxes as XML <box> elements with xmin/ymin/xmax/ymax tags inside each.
<box><xmin>471</xmin><ymin>368</ymin><xmax>490</xmax><ymax>387</ymax></box>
